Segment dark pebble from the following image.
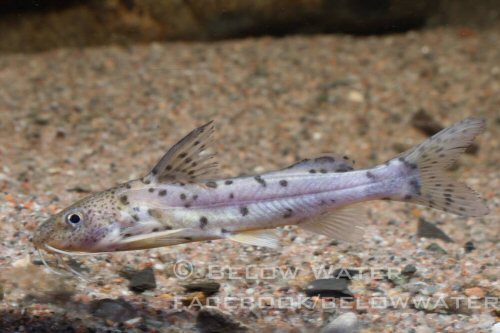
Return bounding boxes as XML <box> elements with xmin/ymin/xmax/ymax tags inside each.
<box><xmin>182</xmin><ymin>281</ymin><xmax>221</xmax><ymax>296</ymax></box>
<box><xmin>417</xmin><ymin>218</ymin><xmax>453</xmax><ymax>243</ymax></box>
<box><xmin>196</xmin><ymin>307</ymin><xmax>249</xmax><ymax>333</ymax></box>
<box><xmin>402</xmin><ymin>264</ymin><xmax>417</xmax><ymax>275</ymax></box>
<box><xmin>128</xmin><ymin>267</ymin><xmax>157</xmax><ymax>293</ymax></box>
<box><xmin>90</xmin><ymin>298</ymin><xmax>137</xmax><ymax>322</ymax></box>
<box><xmin>411</xmin><ymin>109</ymin><xmax>444</xmax><ymax>136</ymax></box>
<box><xmin>305</xmin><ymin>278</ymin><xmax>353</xmax><ymax>298</ymax></box>
<box><xmin>464</xmin><ymin>240</ymin><xmax>475</xmax><ymax>253</ymax></box>
<box><xmin>426</xmin><ymin>242</ymin><xmax>447</xmax><ymax>254</ymax></box>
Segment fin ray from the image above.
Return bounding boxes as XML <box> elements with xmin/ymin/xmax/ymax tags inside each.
<box><xmin>399</xmin><ymin>117</ymin><xmax>488</xmax><ymax>217</ymax></box>
<box><xmin>227</xmin><ymin>229</ymin><xmax>279</xmax><ymax>248</ymax></box>
<box><xmin>299</xmin><ymin>206</ymin><xmax>365</xmax><ymax>242</ymax></box>
<box><xmin>143</xmin><ymin>121</ymin><xmax>219</xmax><ymax>184</ymax></box>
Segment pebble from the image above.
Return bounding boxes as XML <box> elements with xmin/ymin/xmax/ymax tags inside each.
<box><xmin>305</xmin><ymin>279</ymin><xmax>354</xmax><ymax>298</ymax></box>
<box><xmin>320</xmin><ymin>312</ymin><xmax>359</xmax><ymax>333</ymax></box>
<box><xmin>426</xmin><ymin>243</ymin><xmax>447</xmax><ymax>254</ymax></box>
<box><xmin>464</xmin><ymin>287</ymin><xmax>486</xmax><ymax>298</ymax></box>
<box><xmin>401</xmin><ymin>264</ymin><xmax>417</xmax><ymax>276</ymax></box>
<box><xmin>196</xmin><ymin>307</ymin><xmax>249</xmax><ymax>333</ymax></box>
<box><xmin>464</xmin><ymin>240</ymin><xmax>476</xmax><ymax>253</ymax></box>
<box><xmin>128</xmin><ymin>267</ymin><xmax>157</xmax><ymax>293</ymax></box>
<box><xmin>415</xmin><ymin>326</ymin><xmax>433</xmax><ymax>333</ymax></box>
<box><xmin>417</xmin><ymin>218</ymin><xmax>453</xmax><ymax>243</ymax></box>
<box><xmin>182</xmin><ymin>281</ymin><xmax>221</xmax><ymax>296</ymax></box>
<box><xmin>90</xmin><ymin>298</ymin><xmax>137</xmax><ymax>322</ymax></box>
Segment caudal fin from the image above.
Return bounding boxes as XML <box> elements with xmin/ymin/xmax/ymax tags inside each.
<box><xmin>399</xmin><ymin>117</ymin><xmax>489</xmax><ymax>217</ymax></box>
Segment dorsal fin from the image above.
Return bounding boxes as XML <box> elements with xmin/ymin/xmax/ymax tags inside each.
<box><xmin>143</xmin><ymin>121</ymin><xmax>219</xmax><ymax>184</ymax></box>
<box><xmin>281</xmin><ymin>154</ymin><xmax>355</xmax><ymax>173</ymax></box>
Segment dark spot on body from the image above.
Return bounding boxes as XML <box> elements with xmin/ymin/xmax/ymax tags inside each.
<box><xmin>184</xmin><ymin>237</ymin><xmax>192</xmax><ymax>241</ymax></box>
<box><xmin>283</xmin><ymin>208</ymin><xmax>293</xmax><ymax>218</ymax></box>
<box><xmin>119</xmin><ymin>195</ymin><xmax>129</xmax><ymax>205</ymax></box>
<box><xmin>366</xmin><ymin>171</ymin><xmax>375</xmax><ymax>179</ymax></box>
<box><xmin>229</xmin><ymin>193</ymin><xmax>234</xmax><ymax>199</ymax></box>
<box><xmin>166</xmin><ymin>165</ymin><xmax>172</xmax><ymax>171</ymax></box>
<box><xmin>193</xmin><ymin>194</ymin><xmax>198</xmax><ymax>200</ymax></box>
<box><xmin>279</xmin><ymin>180</ymin><xmax>288</xmax><ymax>187</ymax></box>
<box><xmin>125</xmin><ymin>183</ymin><xmax>131</xmax><ymax>189</ymax></box>
<box><xmin>159</xmin><ymin>189</ymin><xmax>167</xmax><ymax>196</ymax></box>
<box><xmin>225</xmin><ymin>180</ymin><xmax>233</xmax><ymax>185</ymax></box>
<box><xmin>184</xmin><ymin>203</ymin><xmax>192</xmax><ymax>208</ymax></box>
<box><xmin>199</xmin><ymin>216</ymin><xmax>208</xmax><ymax>228</ymax></box>
<box><xmin>404</xmin><ymin>194</ymin><xmax>412</xmax><ymax>200</ymax></box>
<box><xmin>409</xmin><ymin>179</ymin><xmax>421</xmax><ymax>195</ymax></box>
<box><xmin>254</xmin><ymin>175</ymin><xmax>266</xmax><ymax>187</ymax></box>
<box><xmin>132</xmin><ymin>214</ymin><xmax>140</xmax><ymax>222</ymax></box>
<box><xmin>152</xmin><ymin>228</ymin><xmax>159</xmax><ymax>232</ymax></box>
<box><xmin>343</xmin><ymin>156</ymin><xmax>349</xmax><ymax>160</ymax></box>
<box><xmin>148</xmin><ymin>188</ymin><xmax>155</xmax><ymax>193</ymax></box>
<box><xmin>221</xmin><ymin>228</ymin><xmax>229</xmax><ymax>233</ymax></box>
<box><xmin>206</xmin><ymin>181</ymin><xmax>217</xmax><ymax>188</ymax></box>
<box><xmin>319</xmin><ymin>169</ymin><xmax>327</xmax><ymax>174</ymax></box>
<box><xmin>180</xmin><ymin>193</ymin><xmax>187</xmax><ymax>200</ymax></box>
<box><xmin>309</xmin><ymin>169</ymin><xmax>317</xmax><ymax>174</ymax></box>
<box><xmin>240</xmin><ymin>206</ymin><xmax>249</xmax><ymax>216</ymax></box>
<box><xmin>178</xmin><ymin>152</ymin><xmax>187</xmax><ymax>158</ymax></box>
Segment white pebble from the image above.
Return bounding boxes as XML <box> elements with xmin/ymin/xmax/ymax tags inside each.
<box><xmin>347</xmin><ymin>91</ymin><xmax>364</xmax><ymax>103</ymax></box>
<box><xmin>321</xmin><ymin>312</ymin><xmax>359</xmax><ymax>333</ymax></box>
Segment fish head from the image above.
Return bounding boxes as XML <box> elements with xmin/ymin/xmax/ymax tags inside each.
<box><xmin>33</xmin><ymin>189</ymin><xmax>124</xmax><ymax>254</ymax></box>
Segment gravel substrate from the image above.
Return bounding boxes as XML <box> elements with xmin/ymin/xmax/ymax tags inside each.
<box><xmin>0</xmin><ymin>24</ymin><xmax>499</xmax><ymax>332</ymax></box>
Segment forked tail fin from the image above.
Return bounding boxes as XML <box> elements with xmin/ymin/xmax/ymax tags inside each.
<box><xmin>399</xmin><ymin>117</ymin><xmax>489</xmax><ymax>217</ymax></box>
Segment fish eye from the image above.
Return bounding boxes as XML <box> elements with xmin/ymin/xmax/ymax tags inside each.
<box><xmin>66</xmin><ymin>212</ymin><xmax>83</xmax><ymax>226</ymax></box>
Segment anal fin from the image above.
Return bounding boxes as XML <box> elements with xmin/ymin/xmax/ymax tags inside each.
<box><xmin>227</xmin><ymin>229</ymin><xmax>279</xmax><ymax>248</ymax></box>
<box><xmin>299</xmin><ymin>206</ymin><xmax>365</xmax><ymax>242</ymax></box>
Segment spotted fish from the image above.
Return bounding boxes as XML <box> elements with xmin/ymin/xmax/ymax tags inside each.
<box><xmin>33</xmin><ymin>118</ymin><xmax>489</xmax><ymax>261</ymax></box>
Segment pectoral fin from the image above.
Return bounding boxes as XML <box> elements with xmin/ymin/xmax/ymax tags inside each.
<box><xmin>117</xmin><ymin>229</ymin><xmax>189</xmax><ymax>250</ymax></box>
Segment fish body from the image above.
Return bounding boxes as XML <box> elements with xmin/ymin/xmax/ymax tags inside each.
<box><xmin>33</xmin><ymin>118</ymin><xmax>489</xmax><ymax>258</ymax></box>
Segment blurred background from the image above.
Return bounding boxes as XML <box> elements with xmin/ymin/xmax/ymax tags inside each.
<box><xmin>0</xmin><ymin>0</ymin><xmax>499</xmax><ymax>53</ymax></box>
